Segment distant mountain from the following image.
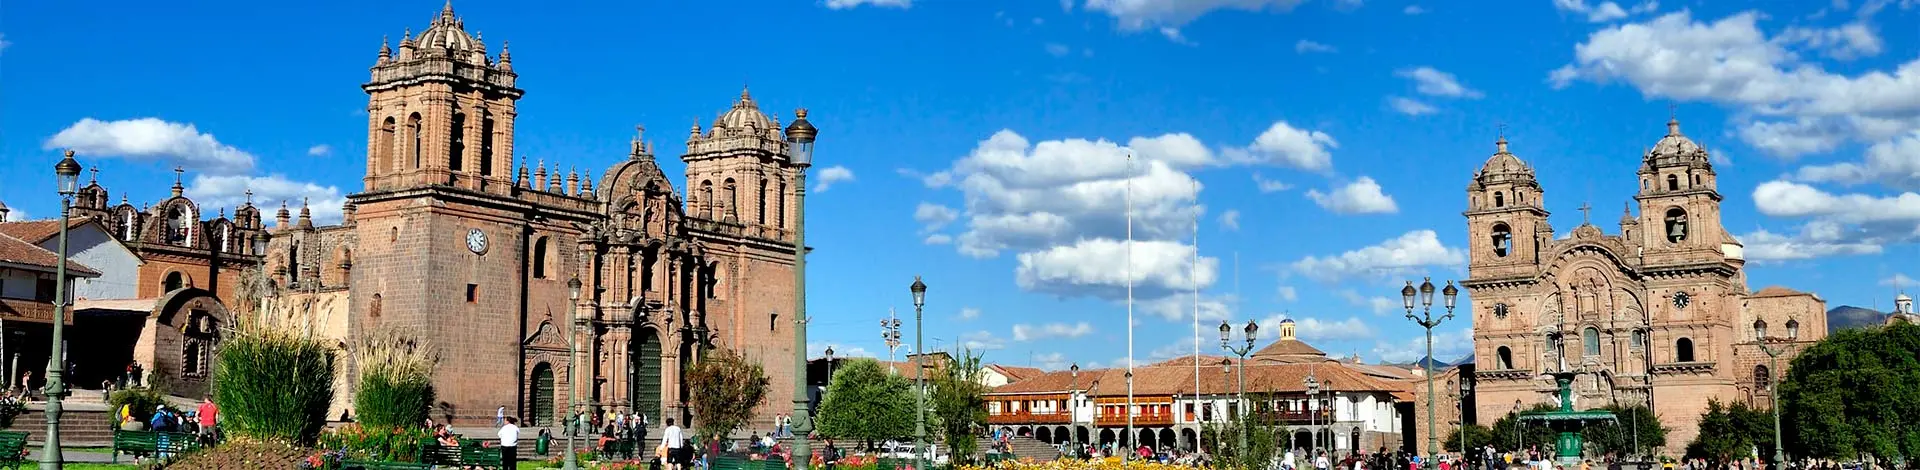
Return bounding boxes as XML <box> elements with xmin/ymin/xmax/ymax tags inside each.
<box><xmin>1828</xmin><ymin>305</ymin><xmax>1886</xmax><ymax>330</ymax></box>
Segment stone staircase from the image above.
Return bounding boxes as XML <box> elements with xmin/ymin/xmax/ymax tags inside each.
<box><xmin>977</xmin><ymin>435</ymin><xmax>1058</xmax><ymax>462</ymax></box>
<box><xmin>8</xmin><ymin>391</ymin><xmax>116</xmax><ymax>447</ymax></box>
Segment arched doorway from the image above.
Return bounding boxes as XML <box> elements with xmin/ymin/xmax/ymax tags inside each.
<box><xmin>634</xmin><ymin>328</ymin><xmax>663</xmax><ymax>420</ymax></box>
<box><xmin>1099</xmin><ymin>429</ymin><xmax>1116</xmax><ymax>446</ymax></box>
<box><xmin>1180</xmin><ymin>428</ymin><xmax>1197</xmax><ymax>451</ymax></box>
<box><xmin>1138</xmin><ymin>429</ymin><xmax>1156</xmax><ymax>449</ymax></box>
<box><xmin>530</xmin><ymin>362</ymin><xmax>555</xmax><ymax>426</ymax></box>
<box><xmin>1036</xmin><ymin>427</ymin><xmax>1052</xmax><ymax>443</ymax></box>
<box><xmin>1158</xmin><ymin>429</ymin><xmax>1175</xmax><ymax>450</ymax></box>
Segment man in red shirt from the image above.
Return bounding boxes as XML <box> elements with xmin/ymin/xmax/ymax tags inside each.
<box><xmin>196</xmin><ymin>396</ymin><xmax>219</xmax><ymax>444</ymax></box>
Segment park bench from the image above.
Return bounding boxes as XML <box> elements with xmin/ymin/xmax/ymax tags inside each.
<box><xmin>112</xmin><ymin>429</ymin><xmax>199</xmax><ymax>463</ymax></box>
<box><xmin>460</xmin><ymin>443</ymin><xmax>506</xmax><ymax>469</ymax></box>
<box><xmin>0</xmin><ymin>431</ymin><xmax>28</xmax><ymax>470</ymax></box>
<box><xmin>420</xmin><ymin>442</ymin><xmax>465</xmax><ymax>467</ymax></box>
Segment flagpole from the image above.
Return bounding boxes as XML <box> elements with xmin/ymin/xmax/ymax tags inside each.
<box><xmin>1191</xmin><ymin>179</ymin><xmax>1201</xmax><ymax>454</ymax></box>
<box><xmin>1125</xmin><ymin>153</ymin><xmax>1135</xmax><ymax>465</ymax></box>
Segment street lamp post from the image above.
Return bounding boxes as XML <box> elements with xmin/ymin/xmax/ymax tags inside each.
<box><xmin>1070</xmin><ymin>363</ymin><xmax>1080</xmax><ymax>456</ymax></box>
<box><xmin>1305</xmin><ymin>372</ymin><xmax>1319</xmax><ymax>457</ymax></box>
<box><xmin>1757</xmin><ymin>338</ymin><xmax>1788</xmax><ymax>470</ymax></box>
<box><xmin>909</xmin><ymin>277</ymin><xmax>928</xmax><ymax>470</ymax></box>
<box><xmin>1401</xmin><ymin>278</ymin><xmax>1459</xmax><ymax>470</ymax></box>
<box><xmin>38</xmin><ymin>151</ymin><xmax>81</xmax><ymax>469</ymax></box>
<box><xmin>1459</xmin><ymin>377</ymin><xmax>1473</xmax><ymax>466</ymax></box>
<box><xmin>563</xmin><ymin>277</ymin><xmax>584</xmax><ymax>470</ymax></box>
<box><xmin>824</xmin><ymin>346</ymin><xmax>835</xmax><ymax>385</ymax></box>
<box><xmin>785</xmin><ymin>109</ymin><xmax>819</xmax><ymax>470</ymax></box>
<box><xmin>1218</xmin><ymin>320</ymin><xmax>1258</xmax><ymax>455</ymax></box>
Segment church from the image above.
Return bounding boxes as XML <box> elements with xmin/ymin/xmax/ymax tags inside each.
<box><xmin>263</xmin><ymin>3</ymin><xmax>811</xmax><ymax>429</ymax></box>
<box><xmin>1462</xmin><ymin>118</ymin><xmax>1827</xmax><ymax>452</ymax></box>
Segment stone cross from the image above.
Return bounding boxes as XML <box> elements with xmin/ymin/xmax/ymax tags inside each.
<box><xmin>1578</xmin><ymin>202</ymin><xmax>1593</xmax><ymax>225</ymax></box>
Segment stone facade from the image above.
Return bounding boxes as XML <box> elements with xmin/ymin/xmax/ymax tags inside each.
<box><xmin>262</xmin><ymin>4</ymin><xmax>810</xmax><ymax>431</ymax></box>
<box><xmin>1462</xmin><ymin>120</ymin><xmax>1826</xmax><ymax>455</ymax></box>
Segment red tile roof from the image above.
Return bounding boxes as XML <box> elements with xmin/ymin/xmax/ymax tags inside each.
<box><xmin>1251</xmin><ymin>338</ymin><xmax>1326</xmax><ymax>358</ymax></box>
<box><xmin>0</xmin><ymin>218</ymin><xmax>95</xmax><ymax>245</ymax></box>
<box><xmin>0</xmin><ymin>233</ymin><xmax>99</xmax><ymax>277</ymax></box>
<box><xmin>988</xmin><ymin>364</ymin><xmax>1046</xmax><ymax>382</ymax></box>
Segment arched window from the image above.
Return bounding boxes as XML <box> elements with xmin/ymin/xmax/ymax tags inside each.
<box><xmin>165</xmin><ymin>207</ymin><xmax>192</xmax><ymax>246</ymax></box>
<box><xmin>369</xmin><ymin>294</ymin><xmax>383</xmax><ymax>318</ymax></box>
<box><xmin>117</xmin><ymin>212</ymin><xmax>134</xmax><ymax>240</ymax></box>
<box><xmin>1495</xmin><ymin>346</ymin><xmax>1513</xmax><ymax>369</ymax></box>
<box><xmin>1666</xmin><ymin>174</ymin><xmax>1680</xmax><ymax>191</ymax></box>
<box><xmin>1754</xmin><ymin>319</ymin><xmax>1768</xmax><ymax>340</ymax></box>
<box><xmin>777</xmin><ymin>181</ymin><xmax>788</xmax><ymax>229</ymax></box>
<box><xmin>183</xmin><ymin>341</ymin><xmax>205</xmax><ymax>377</ymax></box>
<box><xmin>1664</xmin><ymin>208</ymin><xmax>1689</xmax><ymax>243</ymax></box>
<box><xmin>1675</xmin><ymin>338</ymin><xmax>1695</xmax><ymax>362</ymax></box>
<box><xmin>1692</xmin><ymin>174</ymin><xmax>1701</xmax><ymax>186</ymax></box>
<box><xmin>218</xmin><ymin>225</ymin><xmax>232</xmax><ymax>253</ymax></box>
<box><xmin>1631</xmin><ymin>329</ymin><xmax>1646</xmax><ymax>350</ymax></box>
<box><xmin>450</xmin><ymin>112</ymin><xmax>467</xmax><ymax>172</ymax></box>
<box><xmin>389</xmin><ymin>227</ymin><xmax>399</xmax><ymax>243</ymax></box>
<box><xmin>408</xmin><ymin>113</ymin><xmax>424</xmax><ymax>169</ymax></box>
<box><xmin>724</xmin><ymin>178</ymin><xmax>738</xmax><ymax>219</ymax></box>
<box><xmin>1583</xmin><ymin>327</ymin><xmax>1600</xmax><ymax>356</ymax></box>
<box><xmin>479</xmin><ymin>113</ymin><xmax>496</xmax><ymax>176</ymax></box>
<box><xmin>378</xmin><ymin>117</ymin><xmax>397</xmax><ymax>172</ymax></box>
<box><xmin>1754</xmin><ymin>365</ymin><xmax>1770</xmax><ymax>390</ymax></box>
<box><xmin>757</xmin><ymin>179</ymin><xmax>768</xmax><ymax>224</ymax></box>
<box><xmin>1493</xmin><ymin>191</ymin><xmax>1505</xmax><ymax>207</ymax></box>
<box><xmin>288</xmin><ymin>243</ymin><xmax>302</xmax><ymax>284</ymax></box>
<box><xmin>532</xmin><ymin>237</ymin><xmax>550</xmax><ymax>279</ymax></box>
<box><xmin>163</xmin><ymin>272</ymin><xmax>184</xmax><ymax>293</ymax></box>
<box><xmin>1491</xmin><ymin>223</ymin><xmax>1512</xmax><ymax>257</ymax></box>
<box><xmin>700</xmin><ymin>180</ymin><xmax>715</xmax><ymax>219</ymax></box>
<box><xmin>1786</xmin><ymin>320</ymin><xmax>1800</xmax><ymax>339</ymax></box>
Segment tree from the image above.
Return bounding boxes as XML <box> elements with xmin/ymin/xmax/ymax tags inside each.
<box><xmin>685</xmin><ymin>348</ymin><xmax>769</xmax><ymax>443</ymax></box>
<box><xmin>817</xmin><ymin>358</ymin><xmax>915</xmax><ymax>448</ymax></box>
<box><xmin>1779</xmin><ymin>322</ymin><xmax>1920</xmax><ymax>464</ymax></box>
<box><xmin>931</xmin><ymin>349</ymin><xmax>989</xmax><ymax>464</ymax></box>
<box><xmin>1488</xmin><ymin>403</ymin><xmax>1559</xmax><ymax>452</ymax></box>
<box><xmin>1205</xmin><ymin>386</ymin><xmax>1288</xmax><ymax>470</ymax></box>
<box><xmin>1684</xmin><ymin>400</ymin><xmax>1772</xmax><ymax>466</ymax></box>
<box><xmin>1445</xmin><ymin>424</ymin><xmax>1494</xmax><ymax>453</ymax></box>
<box><xmin>1581</xmin><ymin>405</ymin><xmax>1667</xmax><ymax>459</ymax></box>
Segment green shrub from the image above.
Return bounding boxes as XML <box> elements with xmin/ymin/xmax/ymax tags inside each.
<box><xmin>0</xmin><ymin>398</ymin><xmax>23</xmax><ymax>429</ymax></box>
<box><xmin>107</xmin><ymin>387</ymin><xmax>167</xmax><ymax>427</ymax></box>
<box><xmin>352</xmin><ymin>327</ymin><xmax>439</xmax><ymax>430</ymax></box>
<box><xmin>318</xmin><ymin>422</ymin><xmax>432</xmax><ymax>462</ymax></box>
<box><xmin>212</xmin><ymin>320</ymin><xmax>336</xmax><ymax>445</ymax></box>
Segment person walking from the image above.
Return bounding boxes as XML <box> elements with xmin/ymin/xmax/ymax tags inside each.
<box><xmin>496</xmin><ymin>405</ymin><xmax>507</xmax><ymax>427</ymax></box>
<box><xmin>196</xmin><ymin>395</ymin><xmax>219</xmax><ymax>445</ymax></box>
<box><xmin>665</xmin><ymin>417</ymin><xmax>686</xmax><ymax>470</ymax></box>
<box><xmin>498</xmin><ymin>416</ymin><xmax>521</xmax><ymax>468</ymax></box>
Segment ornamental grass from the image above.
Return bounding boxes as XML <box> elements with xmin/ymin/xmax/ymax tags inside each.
<box><xmin>213</xmin><ymin>276</ymin><xmax>337</xmax><ymax>445</ymax></box>
<box><xmin>352</xmin><ymin>326</ymin><xmax>440</xmax><ymax>430</ymax></box>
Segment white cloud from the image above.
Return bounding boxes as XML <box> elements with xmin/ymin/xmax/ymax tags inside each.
<box><xmin>814</xmin><ymin>165</ymin><xmax>856</xmax><ymax>192</ymax></box>
<box><xmin>1032</xmin><ymin>352</ymin><xmax>1072</xmax><ymax>370</ymax></box>
<box><xmin>306</xmin><ymin>145</ymin><xmax>331</xmax><ymax>157</ymax></box>
<box><xmin>1403</xmin><ymin>5</ymin><xmax>1426</xmax><ymax>14</ymax></box>
<box><xmin>1777</xmin><ymin>21</ymin><xmax>1883</xmax><ymax>60</ymax></box>
<box><xmin>1252</xmin><ymin>173</ymin><xmax>1292</xmax><ymax>193</ymax></box>
<box><xmin>1338</xmin><ymin>289</ymin><xmax>1399</xmax><ymax>315</ymax></box>
<box><xmin>186</xmin><ymin>174</ymin><xmax>346</xmax><ymax>225</ymax></box>
<box><xmin>1012</xmin><ymin>322</ymin><xmax>1093</xmax><ymax>341</ymax></box>
<box><xmin>1881</xmin><ymin>273</ymin><xmax>1920</xmax><ymax>288</ymax></box>
<box><xmin>1753</xmin><ymin>180</ymin><xmax>1920</xmax><ymax>224</ymax></box>
<box><xmin>958</xmin><ymin>307</ymin><xmax>982</xmax><ymax>320</ymax></box>
<box><xmin>1219</xmin><ymin>209</ymin><xmax>1241</xmax><ymax>231</ymax></box>
<box><xmin>1372</xmin><ymin>327</ymin><xmax>1472</xmax><ymax>363</ymax></box>
<box><xmin>809</xmin><ymin>343</ymin><xmax>877</xmax><ymax>358</ymax></box>
<box><xmin>825</xmin><ymin>0</ymin><xmax>911</xmax><ymax>9</ymax></box>
<box><xmin>961</xmin><ymin>330</ymin><xmax>1006</xmax><ymax>350</ymax></box>
<box><xmin>1016</xmin><ymin>239</ymin><xmax>1218</xmax><ymax>300</ymax></box>
<box><xmin>1277</xmin><ymin>285</ymin><xmax>1298</xmax><ymax>302</ymax></box>
<box><xmin>1791</xmin><ymin>131</ymin><xmax>1920</xmax><ymax>191</ymax></box>
<box><xmin>915</xmin><ymin>202</ymin><xmax>960</xmax><ymax>230</ymax></box>
<box><xmin>1261</xmin><ymin>314</ymin><xmax>1375</xmax><ymax>342</ymax></box>
<box><xmin>1396</xmin><ymin>66</ymin><xmax>1483</xmax><ymax>99</ymax></box>
<box><xmin>1292</xmin><ymin>230</ymin><xmax>1465</xmax><ymax>282</ymax></box>
<box><xmin>1141</xmin><ymin>293</ymin><xmax>1236</xmax><ymax>322</ymax></box>
<box><xmin>924</xmin><ymin>234</ymin><xmax>954</xmax><ymax>245</ymax></box>
<box><xmin>1</xmin><ymin>206</ymin><xmax>29</xmax><ymax>222</ymax></box>
<box><xmin>1551</xmin><ymin>0</ymin><xmax>1657</xmax><ymax>23</ymax></box>
<box><xmin>1738</xmin><ymin>226</ymin><xmax>1884</xmax><ymax>261</ymax></box>
<box><xmin>1295</xmin><ymin>39</ymin><xmax>1337</xmax><ymax>54</ymax></box>
<box><xmin>1225</xmin><ymin>121</ymin><xmax>1338</xmax><ymax>171</ymax></box>
<box><xmin>1045</xmin><ymin>43</ymin><xmax>1072</xmax><ymax>57</ymax></box>
<box><xmin>1548</xmin><ymin>10</ymin><xmax>1920</xmax><ymax>158</ymax></box>
<box><xmin>45</xmin><ymin>118</ymin><xmax>256</xmax><ymax>174</ymax></box>
<box><xmin>1084</xmin><ymin>0</ymin><xmax>1307</xmax><ymax>36</ymax></box>
<box><xmin>1388</xmin><ymin>97</ymin><xmax>1439</xmax><ymax>116</ymax></box>
<box><xmin>1306</xmin><ymin>176</ymin><xmax>1399</xmax><ymax>214</ymax></box>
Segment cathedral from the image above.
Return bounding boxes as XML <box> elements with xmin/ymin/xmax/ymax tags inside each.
<box><xmin>1462</xmin><ymin>119</ymin><xmax>1827</xmax><ymax>452</ymax></box>
<box><xmin>263</xmin><ymin>4</ymin><xmax>811</xmax><ymax>429</ymax></box>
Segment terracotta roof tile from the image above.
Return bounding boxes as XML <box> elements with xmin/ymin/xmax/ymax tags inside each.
<box><xmin>1077</xmin><ymin>361</ymin><xmax>1413</xmax><ymax>399</ymax></box>
<box><xmin>1750</xmin><ymin>286</ymin><xmax>1808</xmax><ymax>298</ymax></box>
<box><xmin>0</xmin><ymin>218</ymin><xmax>93</xmax><ymax>245</ymax></box>
<box><xmin>0</xmin><ymin>233</ymin><xmax>99</xmax><ymax>277</ymax></box>
<box><xmin>989</xmin><ymin>364</ymin><xmax>1046</xmax><ymax>382</ymax></box>
<box><xmin>990</xmin><ymin>370</ymin><xmax>1089</xmax><ymax>394</ymax></box>
<box><xmin>1251</xmin><ymin>339</ymin><xmax>1325</xmax><ymax>358</ymax></box>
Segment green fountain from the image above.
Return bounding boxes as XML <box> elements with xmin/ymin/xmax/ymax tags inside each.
<box><xmin>1519</xmin><ymin>364</ymin><xmax>1617</xmax><ymax>465</ymax></box>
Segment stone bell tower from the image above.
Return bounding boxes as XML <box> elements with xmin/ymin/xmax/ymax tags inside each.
<box><xmin>362</xmin><ymin>1</ymin><xmax>522</xmax><ymax>194</ymax></box>
<box><xmin>1465</xmin><ymin>136</ymin><xmax>1551</xmax><ymax>280</ymax></box>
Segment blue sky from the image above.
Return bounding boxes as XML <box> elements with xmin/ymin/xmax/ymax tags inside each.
<box><xmin>4</xmin><ymin>0</ymin><xmax>1919</xmax><ymax>370</ymax></box>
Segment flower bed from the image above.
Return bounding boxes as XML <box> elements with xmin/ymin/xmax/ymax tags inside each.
<box><xmin>960</xmin><ymin>456</ymin><xmax>1206</xmax><ymax>470</ymax></box>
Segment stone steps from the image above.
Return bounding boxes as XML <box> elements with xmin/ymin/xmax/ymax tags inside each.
<box><xmin>7</xmin><ymin>407</ymin><xmax>115</xmax><ymax>447</ymax></box>
<box><xmin>978</xmin><ymin>435</ymin><xmax>1057</xmax><ymax>462</ymax></box>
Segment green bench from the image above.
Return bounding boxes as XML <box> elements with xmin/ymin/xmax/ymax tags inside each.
<box><xmin>112</xmin><ymin>429</ymin><xmax>199</xmax><ymax>463</ymax></box>
<box><xmin>460</xmin><ymin>444</ymin><xmax>506</xmax><ymax>469</ymax></box>
<box><xmin>0</xmin><ymin>431</ymin><xmax>28</xmax><ymax>470</ymax></box>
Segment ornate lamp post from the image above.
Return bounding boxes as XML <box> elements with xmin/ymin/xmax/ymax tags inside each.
<box><xmin>1070</xmin><ymin>363</ymin><xmax>1080</xmax><ymax>455</ymax></box>
<box><xmin>1756</xmin><ymin>337</ymin><xmax>1787</xmax><ymax>470</ymax></box>
<box><xmin>1218</xmin><ymin>320</ymin><xmax>1258</xmax><ymax>454</ymax></box>
<box><xmin>909</xmin><ymin>277</ymin><xmax>928</xmax><ymax>470</ymax></box>
<box><xmin>785</xmin><ymin>109</ymin><xmax>819</xmax><ymax>470</ymax></box>
<box><xmin>1402</xmin><ymin>278</ymin><xmax>1459</xmax><ymax>470</ymax></box>
<box><xmin>564</xmin><ymin>277</ymin><xmax>584</xmax><ymax>470</ymax></box>
<box><xmin>824</xmin><ymin>346</ymin><xmax>835</xmax><ymax>385</ymax></box>
<box><xmin>39</xmin><ymin>151</ymin><xmax>81</xmax><ymax>469</ymax></box>
<box><xmin>1305</xmin><ymin>372</ymin><xmax>1319</xmax><ymax>456</ymax></box>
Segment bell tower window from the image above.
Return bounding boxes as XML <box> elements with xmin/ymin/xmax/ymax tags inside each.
<box><xmin>724</xmin><ymin>178</ymin><xmax>738</xmax><ymax>219</ymax></box>
<box><xmin>1675</xmin><ymin>337</ymin><xmax>1695</xmax><ymax>362</ymax></box>
<box><xmin>700</xmin><ymin>180</ymin><xmax>715</xmax><ymax>219</ymax></box>
<box><xmin>408</xmin><ymin>113</ymin><xmax>424</xmax><ymax>169</ymax></box>
<box><xmin>450</xmin><ymin>112</ymin><xmax>466</xmax><ymax>172</ymax></box>
<box><xmin>1666</xmin><ymin>174</ymin><xmax>1680</xmax><ymax>191</ymax></box>
<box><xmin>1664</xmin><ymin>208</ymin><xmax>1689</xmax><ymax>243</ymax></box>
<box><xmin>378</xmin><ymin>117</ymin><xmax>397</xmax><ymax>173</ymax></box>
<box><xmin>1495</xmin><ymin>346</ymin><xmax>1513</xmax><ymax>369</ymax></box>
<box><xmin>1493</xmin><ymin>191</ymin><xmax>1505</xmax><ymax>208</ymax></box>
<box><xmin>1491</xmin><ymin>223</ymin><xmax>1512</xmax><ymax>257</ymax></box>
<box><xmin>757</xmin><ymin>179</ymin><xmax>768</xmax><ymax>224</ymax></box>
<box><xmin>479</xmin><ymin>113</ymin><xmax>495</xmax><ymax>176</ymax></box>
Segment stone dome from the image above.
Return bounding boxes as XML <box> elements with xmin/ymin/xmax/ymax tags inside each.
<box><xmin>711</xmin><ymin>87</ymin><xmax>778</xmax><ymax>131</ymax></box>
<box><xmin>1474</xmin><ymin>136</ymin><xmax>1538</xmax><ymax>186</ymax></box>
<box><xmin>1644</xmin><ymin>118</ymin><xmax>1712</xmax><ymax>167</ymax></box>
<box><xmin>413</xmin><ymin>2</ymin><xmax>487</xmax><ymax>64</ymax></box>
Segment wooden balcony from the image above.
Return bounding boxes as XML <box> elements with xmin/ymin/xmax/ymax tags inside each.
<box><xmin>987</xmin><ymin>411</ymin><xmax>1072</xmax><ymax>425</ymax></box>
<box><xmin>1095</xmin><ymin>413</ymin><xmax>1175</xmax><ymax>427</ymax></box>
